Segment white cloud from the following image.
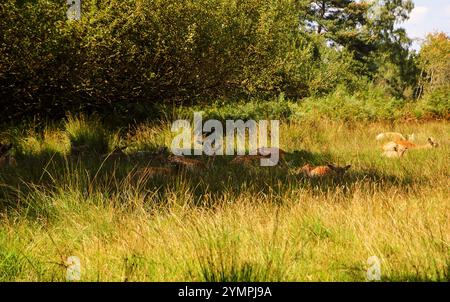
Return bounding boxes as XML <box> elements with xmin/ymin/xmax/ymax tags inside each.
<box><xmin>407</xmin><ymin>6</ymin><xmax>429</xmax><ymax>25</ymax></box>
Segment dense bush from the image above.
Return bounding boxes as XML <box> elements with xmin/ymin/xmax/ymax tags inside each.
<box><xmin>0</xmin><ymin>0</ymin><xmax>73</xmax><ymax>119</ymax></box>
<box><xmin>1</xmin><ymin>0</ymin><xmax>446</xmax><ymax>123</ymax></box>
<box><xmin>0</xmin><ymin>0</ymin><xmax>363</xmax><ymax>121</ymax></box>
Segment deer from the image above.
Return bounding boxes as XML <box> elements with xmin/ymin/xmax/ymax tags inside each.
<box><xmin>376</xmin><ymin>132</ymin><xmax>415</xmax><ymax>142</ymax></box>
<box><xmin>0</xmin><ymin>143</ymin><xmax>17</xmax><ymax>168</ymax></box>
<box><xmin>255</xmin><ymin>147</ymin><xmax>288</xmax><ymax>166</ymax></box>
<box><xmin>299</xmin><ymin>163</ymin><xmax>351</xmax><ymax>178</ymax></box>
<box><xmin>382</xmin><ymin>142</ymin><xmax>408</xmax><ymax>158</ymax></box>
<box><xmin>134</xmin><ymin>166</ymin><xmax>176</xmax><ymax>179</ymax></box>
<box><xmin>230</xmin><ymin>154</ymin><xmax>266</xmax><ymax>166</ymax></box>
<box><xmin>381</xmin><ymin>137</ymin><xmax>437</xmax><ymax>158</ymax></box>
<box><xmin>70</xmin><ymin>144</ymin><xmax>90</xmax><ymax>156</ymax></box>
<box><xmin>102</xmin><ymin>145</ymin><xmax>128</xmax><ymax>161</ymax></box>
<box><xmin>393</xmin><ymin>137</ymin><xmax>438</xmax><ymax>150</ymax></box>
<box><xmin>231</xmin><ymin>147</ymin><xmax>287</xmax><ymax>167</ymax></box>
<box><xmin>382</xmin><ymin>141</ymin><xmax>408</xmax><ymax>158</ymax></box>
<box><xmin>168</xmin><ymin>155</ymin><xmax>215</xmax><ymax>172</ymax></box>
<box><xmin>131</xmin><ymin>146</ymin><xmax>170</xmax><ymax>164</ymax></box>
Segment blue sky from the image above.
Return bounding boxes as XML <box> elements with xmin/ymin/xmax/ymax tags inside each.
<box><xmin>400</xmin><ymin>0</ymin><xmax>450</xmax><ymax>50</ymax></box>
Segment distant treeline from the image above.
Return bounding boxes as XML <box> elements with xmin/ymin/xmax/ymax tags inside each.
<box><xmin>0</xmin><ymin>0</ymin><xmax>448</xmax><ymax>121</ymax></box>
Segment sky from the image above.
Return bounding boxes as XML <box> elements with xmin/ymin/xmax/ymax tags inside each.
<box><xmin>400</xmin><ymin>0</ymin><xmax>450</xmax><ymax>50</ymax></box>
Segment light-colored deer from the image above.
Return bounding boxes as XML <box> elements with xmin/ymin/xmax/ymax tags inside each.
<box><xmin>299</xmin><ymin>163</ymin><xmax>351</xmax><ymax>178</ymax></box>
<box><xmin>382</xmin><ymin>137</ymin><xmax>438</xmax><ymax>156</ymax></box>
<box><xmin>376</xmin><ymin>132</ymin><xmax>415</xmax><ymax>142</ymax></box>
<box><xmin>382</xmin><ymin>137</ymin><xmax>437</xmax><ymax>158</ymax></box>
<box><xmin>382</xmin><ymin>141</ymin><xmax>407</xmax><ymax>158</ymax></box>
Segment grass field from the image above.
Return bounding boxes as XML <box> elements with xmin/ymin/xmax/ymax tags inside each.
<box><xmin>0</xmin><ymin>117</ymin><xmax>449</xmax><ymax>281</ymax></box>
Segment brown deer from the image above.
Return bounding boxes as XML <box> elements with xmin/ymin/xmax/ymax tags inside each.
<box><xmin>394</xmin><ymin>137</ymin><xmax>438</xmax><ymax>150</ymax></box>
<box><xmin>230</xmin><ymin>155</ymin><xmax>265</xmax><ymax>166</ymax></box>
<box><xmin>132</xmin><ymin>146</ymin><xmax>170</xmax><ymax>164</ymax></box>
<box><xmin>299</xmin><ymin>163</ymin><xmax>351</xmax><ymax>178</ymax></box>
<box><xmin>102</xmin><ymin>146</ymin><xmax>128</xmax><ymax>161</ymax></box>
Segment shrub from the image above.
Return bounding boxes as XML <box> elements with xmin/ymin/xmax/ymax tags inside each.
<box><xmin>414</xmin><ymin>85</ymin><xmax>450</xmax><ymax>119</ymax></box>
<box><xmin>0</xmin><ymin>0</ymin><xmax>360</xmax><ymax>122</ymax></box>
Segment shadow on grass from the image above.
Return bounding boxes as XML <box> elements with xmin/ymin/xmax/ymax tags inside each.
<box><xmin>0</xmin><ymin>148</ymin><xmax>428</xmax><ymax>214</ymax></box>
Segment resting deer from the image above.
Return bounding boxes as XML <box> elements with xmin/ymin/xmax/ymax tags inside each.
<box><xmin>382</xmin><ymin>137</ymin><xmax>437</xmax><ymax>158</ymax></box>
<box><xmin>382</xmin><ymin>141</ymin><xmax>407</xmax><ymax>158</ymax></box>
<box><xmin>231</xmin><ymin>147</ymin><xmax>287</xmax><ymax>167</ymax></box>
<box><xmin>70</xmin><ymin>144</ymin><xmax>90</xmax><ymax>156</ymax></box>
<box><xmin>131</xmin><ymin>146</ymin><xmax>170</xmax><ymax>164</ymax></box>
<box><xmin>168</xmin><ymin>155</ymin><xmax>215</xmax><ymax>172</ymax></box>
<box><xmin>102</xmin><ymin>146</ymin><xmax>128</xmax><ymax>161</ymax></box>
<box><xmin>135</xmin><ymin>166</ymin><xmax>175</xmax><ymax>179</ymax></box>
<box><xmin>256</xmin><ymin>147</ymin><xmax>288</xmax><ymax>166</ymax></box>
<box><xmin>299</xmin><ymin>163</ymin><xmax>351</xmax><ymax>178</ymax></box>
<box><xmin>0</xmin><ymin>143</ymin><xmax>17</xmax><ymax>168</ymax></box>
<box><xmin>230</xmin><ymin>154</ymin><xmax>265</xmax><ymax>166</ymax></box>
<box><xmin>376</xmin><ymin>132</ymin><xmax>415</xmax><ymax>142</ymax></box>
<box><xmin>394</xmin><ymin>137</ymin><xmax>438</xmax><ymax>150</ymax></box>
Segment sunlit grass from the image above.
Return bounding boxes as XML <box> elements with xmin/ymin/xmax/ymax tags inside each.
<box><xmin>0</xmin><ymin>117</ymin><xmax>448</xmax><ymax>281</ymax></box>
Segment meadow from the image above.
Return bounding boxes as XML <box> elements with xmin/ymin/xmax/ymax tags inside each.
<box><xmin>0</xmin><ymin>114</ymin><xmax>448</xmax><ymax>281</ymax></box>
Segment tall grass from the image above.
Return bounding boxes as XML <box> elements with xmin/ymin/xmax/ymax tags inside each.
<box><xmin>64</xmin><ymin>114</ymin><xmax>110</xmax><ymax>154</ymax></box>
<box><xmin>0</xmin><ymin>116</ymin><xmax>448</xmax><ymax>281</ymax></box>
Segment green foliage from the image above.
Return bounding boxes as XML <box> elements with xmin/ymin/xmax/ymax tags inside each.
<box><xmin>2</xmin><ymin>0</ymin><xmax>344</xmax><ymax>120</ymax></box>
<box><xmin>0</xmin><ymin>232</ymin><xmax>25</xmax><ymax>281</ymax></box>
<box><xmin>64</xmin><ymin>114</ymin><xmax>109</xmax><ymax>154</ymax></box>
<box><xmin>300</xmin><ymin>85</ymin><xmax>406</xmax><ymax>121</ymax></box>
<box><xmin>417</xmin><ymin>33</ymin><xmax>450</xmax><ymax>97</ymax></box>
<box><xmin>0</xmin><ymin>0</ymin><xmax>73</xmax><ymax>120</ymax></box>
<box><xmin>414</xmin><ymin>85</ymin><xmax>450</xmax><ymax>119</ymax></box>
<box><xmin>1</xmin><ymin>0</ymin><xmax>420</xmax><ymax>122</ymax></box>
<box><xmin>300</xmin><ymin>0</ymin><xmax>417</xmax><ymax>97</ymax></box>
<box><xmin>169</xmin><ymin>85</ymin><xmax>446</xmax><ymax>122</ymax></box>
<box><xmin>175</xmin><ymin>94</ymin><xmax>294</xmax><ymax>122</ymax></box>
<box><xmin>411</xmin><ymin>33</ymin><xmax>450</xmax><ymax>119</ymax></box>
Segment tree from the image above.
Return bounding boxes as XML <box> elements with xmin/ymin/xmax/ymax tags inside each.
<box><xmin>300</xmin><ymin>0</ymin><xmax>417</xmax><ymax>97</ymax></box>
<box><xmin>417</xmin><ymin>32</ymin><xmax>450</xmax><ymax>97</ymax></box>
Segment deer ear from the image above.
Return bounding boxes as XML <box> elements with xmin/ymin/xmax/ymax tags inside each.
<box><xmin>327</xmin><ymin>164</ymin><xmax>336</xmax><ymax>170</ymax></box>
<box><xmin>345</xmin><ymin>165</ymin><xmax>351</xmax><ymax>170</ymax></box>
